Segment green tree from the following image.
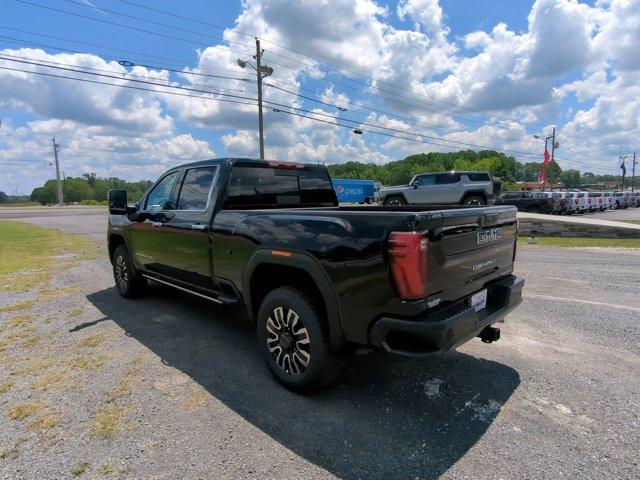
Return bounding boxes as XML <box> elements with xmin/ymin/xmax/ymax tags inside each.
<box><xmin>0</xmin><ymin>191</ymin><xmax>8</xmax><ymax>203</ymax></box>
<box><xmin>558</xmin><ymin>169</ymin><xmax>581</xmax><ymax>188</ymax></box>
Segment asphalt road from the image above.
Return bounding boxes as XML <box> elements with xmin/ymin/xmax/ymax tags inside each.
<box><xmin>1</xmin><ymin>211</ymin><xmax>639</xmax><ymax>479</ymax></box>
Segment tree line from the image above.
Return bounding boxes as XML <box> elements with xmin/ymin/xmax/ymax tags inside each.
<box><xmin>21</xmin><ymin>151</ymin><xmax>624</xmax><ymax>205</ymax></box>
<box><xmin>29</xmin><ymin>173</ymin><xmax>152</xmax><ymax>205</ymax></box>
<box><xmin>327</xmin><ymin>150</ymin><xmax>620</xmax><ymax>189</ymax></box>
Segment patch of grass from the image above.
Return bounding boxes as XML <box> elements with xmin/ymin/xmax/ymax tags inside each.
<box><xmin>0</xmin><ymin>271</ymin><xmax>52</xmax><ymax>293</ymax></box>
<box><xmin>621</xmin><ymin>219</ymin><xmax>640</xmax><ymax>225</ymax></box>
<box><xmin>69</xmin><ymin>354</ymin><xmax>111</xmax><ymax>371</ymax></box>
<box><xmin>27</xmin><ymin>412</ymin><xmax>61</xmax><ymax>431</ymax></box>
<box><xmin>10</xmin><ymin>313</ymin><xmax>34</xmax><ymax>327</ymax></box>
<box><xmin>38</xmin><ymin>285</ymin><xmax>80</xmax><ymax>301</ymax></box>
<box><xmin>0</xmin><ymin>445</ymin><xmax>19</xmax><ymax>459</ymax></box>
<box><xmin>91</xmin><ymin>360</ymin><xmax>142</xmax><ymax>439</ymax></box>
<box><xmin>5</xmin><ymin>327</ymin><xmax>36</xmax><ymax>341</ymax></box>
<box><xmin>0</xmin><ymin>300</ymin><xmax>35</xmax><ymax>313</ymax></box>
<box><xmin>0</xmin><ymin>220</ymin><xmax>99</xmax><ymax>278</ymax></box>
<box><xmin>0</xmin><ymin>381</ymin><xmax>13</xmax><ymax>394</ymax></box>
<box><xmin>519</xmin><ymin>236</ymin><xmax>640</xmax><ymax>248</ymax></box>
<box><xmin>80</xmin><ymin>333</ymin><xmax>106</xmax><ymax>348</ymax></box>
<box><xmin>70</xmin><ymin>461</ymin><xmax>91</xmax><ymax>477</ymax></box>
<box><xmin>31</xmin><ymin>370</ymin><xmax>72</xmax><ymax>392</ymax></box>
<box><xmin>10</xmin><ymin>359</ymin><xmax>53</xmax><ymax>377</ymax></box>
<box><xmin>20</xmin><ymin>335</ymin><xmax>42</xmax><ymax>348</ymax></box>
<box><xmin>67</xmin><ymin>307</ymin><xmax>84</xmax><ymax>318</ymax></box>
<box><xmin>98</xmin><ymin>463</ymin><xmax>127</xmax><ymax>475</ymax></box>
<box><xmin>43</xmin><ymin>315</ymin><xmax>54</xmax><ymax>324</ymax></box>
<box><xmin>92</xmin><ymin>401</ymin><xmax>126</xmax><ymax>439</ymax></box>
<box><xmin>7</xmin><ymin>401</ymin><xmax>46</xmax><ymax>420</ymax></box>
<box><xmin>182</xmin><ymin>390</ymin><xmax>209</xmax><ymax>410</ymax></box>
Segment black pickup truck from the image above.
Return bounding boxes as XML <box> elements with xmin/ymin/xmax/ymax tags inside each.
<box><xmin>494</xmin><ymin>191</ymin><xmax>554</xmax><ymax>214</ymax></box>
<box><xmin>107</xmin><ymin>158</ymin><xmax>524</xmax><ymax>392</ymax></box>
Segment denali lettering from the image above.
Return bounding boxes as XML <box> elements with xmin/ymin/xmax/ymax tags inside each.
<box><xmin>473</xmin><ymin>259</ymin><xmax>496</xmax><ymax>270</ymax></box>
<box><xmin>477</xmin><ymin>228</ymin><xmax>502</xmax><ymax>245</ymax></box>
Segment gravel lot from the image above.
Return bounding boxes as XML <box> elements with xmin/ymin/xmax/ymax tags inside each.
<box><xmin>0</xmin><ymin>211</ymin><xmax>639</xmax><ymax>479</ymax></box>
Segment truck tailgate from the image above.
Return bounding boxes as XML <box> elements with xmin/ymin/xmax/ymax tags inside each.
<box><xmin>425</xmin><ymin>207</ymin><xmax>517</xmax><ymax>299</ymax></box>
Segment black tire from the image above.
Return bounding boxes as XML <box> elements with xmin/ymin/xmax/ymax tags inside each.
<box><xmin>527</xmin><ymin>205</ymin><xmax>541</xmax><ymax>214</ymax></box>
<box><xmin>383</xmin><ymin>196</ymin><xmax>406</xmax><ymax>206</ymax></box>
<box><xmin>112</xmin><ymin>245</ymin><xmax>146</xmax><ymax>298</ymax></box>
<box><xmin>257</xmin><ymin>287</ymin><xmax>337</xmax><ymax>393</ymax></box>
<box><xmin>462</xmin><ymin>195</ymin><xmax>485</xmax><ymax>206</ymax></box>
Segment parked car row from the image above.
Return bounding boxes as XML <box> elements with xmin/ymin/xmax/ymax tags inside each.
<box><xmin>496</xmin><ymin>190</ymin><xmax>640</xmax><ymax>214</ymax></box>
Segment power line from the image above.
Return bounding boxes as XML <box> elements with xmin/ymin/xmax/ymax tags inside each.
<box><xmin>13</xmin><ymin>0</ymin><xmax>630</xmax><ymax>160</ymax></box>
<box><xmin>1</xmin><ymin>55</ymin><xmax>552</xmax><ymax>156</ymax></box>
<box><xmin>111</xmin><ymin>0</ymin><xmax>637</xmax><ymax>159</ymax></box>
<box><xmin>110</xmin><ymin>0</ymin><xmax>527</xmax><ymax>119</ymax></box>
<box><xmin>0</xmin><ymin>57</ymin><xmax>619</xmax><ymax>170</ymax></box>
<box><xmin>9</xmin><ymin>0</ymin><xmax>549</xmax><ymax>135</ymax></box>
<box><xmin>12</xmin><ymin>0</ymin><xmax>255</xmax><ymax>58</ymax></box>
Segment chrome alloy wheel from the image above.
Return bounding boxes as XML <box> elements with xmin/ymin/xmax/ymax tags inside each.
<box><xmin>387</xmin><ymin>198</ymin><xmax>403</xmax><ymax>206</ymax></box>
<box><xmin>114</xmin><ymin>254</ymin><xmax>129</xmax><ymax>292</ymax></box>
<box><xmin>466</xmin><ymin>198</ymin><xmax>482</xmax><ymax>206</ymax></box>
<box><xmin>266</xmin><ymin>306</ymin><xmax>311</xmax><ymax>375</ymax></box>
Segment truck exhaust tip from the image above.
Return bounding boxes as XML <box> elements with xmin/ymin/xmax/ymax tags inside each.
<box><xmin>478</xmin><ymin>326</ymin><xmax>500</xmax><ymax>343</ymax></box>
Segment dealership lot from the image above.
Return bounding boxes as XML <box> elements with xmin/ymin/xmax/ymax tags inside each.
<box><xmin>0</xmin><ymin>211</ymin><xmax>638</xmax><ymax>479</ymax></box>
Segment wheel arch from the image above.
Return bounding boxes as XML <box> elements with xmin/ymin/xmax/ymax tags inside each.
<box><xmin>460</xmin><ymin>190</ymin><xmax>487</xmax><ymax>204</ymax></box>
<box><xmin>108</xmin><ymin>233</ymin><xmax>127</xmax><ymax>264</ymax></box>
<box><xmin>243</xmin><ymin>250</ymin><xmax>345</xmax><ymax>351</ymax></box>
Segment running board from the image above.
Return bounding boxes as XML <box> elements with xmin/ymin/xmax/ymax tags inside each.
<box><xmin>142</xmin><ymin>274</ymin><xmax>233</xmax><ymax>305</ymax></box>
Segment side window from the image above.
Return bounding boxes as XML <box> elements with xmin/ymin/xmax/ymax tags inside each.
<box><xmin>176</xmin><ymin>166</ymin><xmax>218</xmax><ymax>210</ymax></box>
<box><xmin>416</xmin><ymin>175</ymin><xmax>435</xmax><ymax>186</ymax></box>
<box><xmin>145</xmin><ymin>171</ymin><xmax>179</xmax><ymax>211</ymax></box>
<box><xmin>467</xmin><ymin>173</ymin><xmax>490</xmax><ymax>182</ymax></box>
<box><xmin>435</xmin><ymin>173</ymin><xmax>461</xmax><ymax>185</ymax></box>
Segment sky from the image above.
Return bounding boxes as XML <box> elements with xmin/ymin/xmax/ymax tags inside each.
<box><xmin>0</xmin><ymin>0</ymin><xmax>639</xmax><ymax>194</ymax></box>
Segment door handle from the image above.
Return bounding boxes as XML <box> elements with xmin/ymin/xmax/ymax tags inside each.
<box><xmin>191</xmin><ymin>224</ymin><xmax>206</xmax><ymax>230</ymax></box>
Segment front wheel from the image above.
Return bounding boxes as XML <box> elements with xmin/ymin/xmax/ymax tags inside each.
<box><xmin>112</xmin><ymin>245</ymin><xmax>146</xmax><ymax>298</ymax></box>
<box><xmin>383</xmin><ymin>196</ymin><xmax>406</xmax><ymax>206</ymax></box>
<box><xmin>462</xmin><ymin>195</ymin><xmax>485</xmax><ymax>206</ymax></box>
<box><xmin>257</xmin><ymin>287</ymin><xmax>337</xmax><ymax>393</ymax></box>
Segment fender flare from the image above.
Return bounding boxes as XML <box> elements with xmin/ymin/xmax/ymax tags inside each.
<box><xmin>242</xmin><ymin>249</ymin><xmax>346</xmax><ymax>351</ymax></box>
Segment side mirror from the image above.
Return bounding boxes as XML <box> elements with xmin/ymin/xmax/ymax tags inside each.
<box><xmin>412</xmin><ymin>181</ymin><xmax>419</xmax><ymax>189</ymax></box>
<box><xmin>108</xmin><ymin>189</ymin><xmax>128</xmax><ymax>215</ymax></box>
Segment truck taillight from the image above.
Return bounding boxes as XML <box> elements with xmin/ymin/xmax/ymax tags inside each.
<box><xmin>388</xmin><ymin>231</ymin><xmax>429</xmax><ymax>300</ymax></box>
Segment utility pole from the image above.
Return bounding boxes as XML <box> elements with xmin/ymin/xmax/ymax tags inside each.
<box><xmin>237</xmin><ymin>39</ymin><xmax>273</xmax><ymax>160</ymax></box>
<box><xmin>52</xmin><ymin>138</ymin><xmax>63</xmax><ymax>206</ymax></box>
<box><xmin>550</xmin><ymin>127</ymin><xmax>556</xmax><ymax>162</ymax></box>
<box><xmin>255</xmin><ymin>38</ymin><xmax>265</xmax><ymax>160</ymax></box>
<box><xmin>632</xmin><ymin>152</ymin><xmax>637</xmax><ymax>193</ymax></box>
<box><xmin>619</xmin><ymin>154</ymin><xmax>629</xmax><ymax>190</ymax></box>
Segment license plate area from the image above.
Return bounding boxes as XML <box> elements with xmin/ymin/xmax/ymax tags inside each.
<box><xmin>470</xmin><ymin>289</ymin><xmax>487</xmax><ymax>312</ymax></box>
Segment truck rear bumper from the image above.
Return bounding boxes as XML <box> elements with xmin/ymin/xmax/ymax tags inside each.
<box><xmin>369</xmin><ymin>275</ymin><xmax>524</xmax><ymax>358</ymax></box>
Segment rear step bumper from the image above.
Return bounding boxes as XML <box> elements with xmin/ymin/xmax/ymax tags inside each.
<box><xmin>369</xmin><ymin>275</ymin><xmax>524</xmax><ymax>358</ymax></box>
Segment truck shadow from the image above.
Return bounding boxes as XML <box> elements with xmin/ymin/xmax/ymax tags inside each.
<box><xmin>86</xmin><ymin>284</ymin><xmax>520</xmax><ymax>480</ymax></box>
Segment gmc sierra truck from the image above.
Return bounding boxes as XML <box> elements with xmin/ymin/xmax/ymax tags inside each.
<box><xmin>107</xmin><ymin>158</ymin><xmax>524</xmax><ymax>392</ymax></box>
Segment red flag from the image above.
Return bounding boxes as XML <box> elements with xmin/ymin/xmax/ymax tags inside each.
<box><xmin>540</xmin><ymin>147</ymin><xmax>550</xmax><ymax>182</ymax></box>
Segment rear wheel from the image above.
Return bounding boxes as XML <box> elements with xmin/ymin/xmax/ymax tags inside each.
<box><xmin>112</xmin><ymin>245</ymin><xmax>146</xmax><ymax>298</ymax></box>
<box><xmin>383</xmin><ymin>196</ymin><xmax>406</xmax><ymax>206</ymax></box>
<box><xmin>257</xmin><ymin>287</ymin><xmax>337</xmax><ymax>393</ymax></box>
<box><xmin>462</xmin><ymin>195</ymin><xmax>485</xmax><ymax>206</ymax></box>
